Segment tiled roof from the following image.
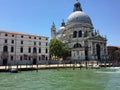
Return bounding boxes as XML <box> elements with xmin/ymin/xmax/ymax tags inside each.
<box><xmin>108</xmin><ymin>46</ymin><xmax>120</xmax><ymax>49</ymax></box>
<box><xmin>0</xmin><ymin>30</ymin><xmax>48</xmax><ymax>38</ymax></box>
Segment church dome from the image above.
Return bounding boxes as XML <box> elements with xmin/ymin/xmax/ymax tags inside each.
<box><xmin>58</xmin><ymin>26</ymin><xmax>65</xmax><ymax>34</ymax></box>
<box><xmin>57</xmin><ymin>20</ymin><xmax>65</xmax><ymax>34</ymax></box>
<box><xmin>66</xmin><ymin>0</ymin><xmax>93</xmax><ymax>26</ymax></box>
<box><xmin>67</xmin><ymin>11</ymin><xmax>92</xmax><ymax>25</ymax></box>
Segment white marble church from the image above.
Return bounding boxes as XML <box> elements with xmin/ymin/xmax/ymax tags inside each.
<box><xmin>51</xmin><ymin>0</ymin><xmax>107</xmax><ymax>61</ymax></box>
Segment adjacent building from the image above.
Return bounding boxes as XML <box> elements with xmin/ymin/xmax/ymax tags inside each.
<box><xmin>0</xmin><ymin>30</ymin><xmax>49</xmax><ymax>65</ymax></box>
<box><xmin>51</xmin><ymin>0</ymin><xmax>107</xmax><ymax>61</ymax></box>
<box><xmin>107</xmin><ymin>46</ymin><xmax>120</xmax><ymax>64</ymax></box>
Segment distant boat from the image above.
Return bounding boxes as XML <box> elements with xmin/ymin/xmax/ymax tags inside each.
<box><xmin>9</xmin><ymin>68</ymin><xmax>18</xmax><ymax>73</ymax></box>
<box><xmin>88</xmin><ymin>64</ymin><xmax>100</xmax><ymax>69</ymax></box>
<box><xmin>92</xmin><ymin>64</ymin><xmax>100</xmax><ymax>69</ymax></box>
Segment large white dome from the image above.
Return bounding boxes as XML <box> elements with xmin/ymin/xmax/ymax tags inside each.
<box><xmin>67</xmin><ymin>11</ymin><xmax>92</xmax><ymax>25</ymax></box>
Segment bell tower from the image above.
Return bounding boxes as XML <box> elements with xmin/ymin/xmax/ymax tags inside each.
<box><xmin>51</xmin><ymin>22</ymin><xmax>56</xmax><ymax>39</ymax></box>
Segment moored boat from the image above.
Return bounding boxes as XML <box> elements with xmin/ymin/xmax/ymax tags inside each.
<box><xmin>9</xmin><ymin>68</ymin><xmax>18</xmax><ymax>73</ymax></box>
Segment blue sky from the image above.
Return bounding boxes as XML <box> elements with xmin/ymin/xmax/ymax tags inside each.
<box><xmin>0</xmin><ymin>0</ymin><xmax>120</xmax><ymax>46</ymax></box>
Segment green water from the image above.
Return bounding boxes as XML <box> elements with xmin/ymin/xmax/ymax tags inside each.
<box><xmin>0</xmin><ymin>68</ymin><xmax>120</xmax><ymax>90</ymax></box>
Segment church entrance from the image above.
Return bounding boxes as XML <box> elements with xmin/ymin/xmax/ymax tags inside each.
<box><xmin>96</xmin><ymin>44</ymin><xmax>101</xmax><ymax>60</ymax></box>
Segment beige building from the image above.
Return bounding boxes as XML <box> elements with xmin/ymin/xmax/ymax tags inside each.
<box><xmin>51</xmin><ymin>1</ymin><xmax>107</xmax><ymax>61</ymax></box>
<box><xmin>0</xmin><ymin>30</ymin><xmax>49</xmax><ymax>65</ymax></box>
<box><xmin>107</xmin><ymin>46</ymin><xmax>120</xmax><ymax>64</ymax></box>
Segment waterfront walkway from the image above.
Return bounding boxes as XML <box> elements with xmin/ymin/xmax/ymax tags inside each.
<box><xmin>0</xmin><ymin>64</ymin><xmax>81</xmax><ymax>71</ymax></box>
<box><xmin>0</xmin><ymin>63</ymin><xmax>112</xmax><ymax>72</ymax></box>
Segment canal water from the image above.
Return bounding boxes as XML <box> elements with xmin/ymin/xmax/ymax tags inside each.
<box><xmin>0</xmin><ymin>68</ymin><xmax>120</xmax><ymax>90</ymax></box>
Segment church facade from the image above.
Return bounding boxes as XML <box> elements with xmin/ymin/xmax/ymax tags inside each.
<box><xmin>51</xmin><ymin>1</ymin><xmax>107</xmax><ymax>61</ymax></box>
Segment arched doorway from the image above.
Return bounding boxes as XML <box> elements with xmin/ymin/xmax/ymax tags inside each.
<box><xmin>42</xmin><ymin>55</ymin><xmax>45</xmax><ymax>60</ymax></box>
<box><xmin>3</xmin><ymin>46</ymin><xmax>8</xmax><ymax>52</ymax></box>
<box><xmin>96</xmin><ymin>44</ymin><xmax>101</xmax><ymax>60</ymax></box>
<box><xmin>33</xmin><ymin>58</ymin><xmax>37</xmax><ymax>65</ymax></box>
<box><xmin>2</xmin><ymin>46</ymin><xmax>8</xmax><ymax>65</ymax></box>
<box><xmin>3</xmin><ymin>59</ymin><xmax>7</xmax><ymax>66</ymax></box>
<box><xmin>33</xmin><ymin>47</ymin><xmax>37</xmax><ymax>53</ymax></box>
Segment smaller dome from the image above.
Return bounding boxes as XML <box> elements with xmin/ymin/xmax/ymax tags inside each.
<box><xmin>57</xmin><ymin>20</ymin><xmax>65</xmax><ymax>34</ymax></box>
<box><xmin>57</xmin><ymin>26</ymin><xmax>65</xmax><ymax>34</ymax></box>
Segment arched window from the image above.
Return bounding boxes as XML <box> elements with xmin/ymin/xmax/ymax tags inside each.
<box><xmin>28</xmin><ymin>47</ymin><xmax>31</xmax><ymax>53</ymax></box>
<box><xmin>42</xmin><ymin>55</ymin><xmax>45</xmax><ymax>60</ymax></box>
<box><xmin>73</xmin><ymin>31</ymin><xmax>77</xmax><ymax>38</ymax></box>
<box><xmin>46</xmin><ymin>56</ymin><xmax>48</xmax><ymax>60</ymax></box>
<box><xmin>11</xmin><ymin>46</ymin><xmax>14</xmax><ymax>52</ymax></box>
<box><xmin>39</xmin><ymin>48</ymin><xmax>41</xmax><ymax>53</ymax></box>
<box><xmin>46</xmin><ymin>48</ymin><xmax>48</xmax><ymax>53</ymax></box>
<box><xmin>20</xmin><ymin>47</ymin><xmax>23</xmax><ymax>53</ymax></box>
<box><xmin>3</xmin><ymin>46</ymin><xmax>8</xmax><ymax>52</ymax></box>
<box><xmin>73</xmin><ymin>43</ymin><xmax>82</xmax><ymax>48</ymax></box>
<box><xmin>33</xmin><ymin>47</ymin><xmax>37</xmax><ymax>53</ymax></box>
<box><xmin>78</xmin><ymin>31</ymin><xmax>82</xmax><ymax>37</ymax></box>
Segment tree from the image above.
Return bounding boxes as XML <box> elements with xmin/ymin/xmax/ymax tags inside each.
<box><xmin>49</xmin><ymin>39</ymin><xmax>70</xmax><ymax>60</ymax></box>
<box><xmin>61</xmin><ymin>44</ymin><xmax>71</xmax><ymax>60</ymax></box>
<box><xmin>49</xmin><ymin>39</ymin><xmax>63</xmax><ymax>60</ymax></box>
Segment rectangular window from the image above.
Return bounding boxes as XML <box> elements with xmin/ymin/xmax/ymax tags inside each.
<box><xmin>46</xmin><ymin>48</ymin><xmax>48</xmax><ymax>53</ymax></box>
<box><xmin>28</xmin><ymin>47</ymin><xmax>31</xmax><ymax>53</ymax></box>
<box><xmin>20</xmin><ymin>56</ymin><xmax>23</xmax><ymax>61</ymax></box>
<box><xmin>5</xmin><ymin>33</ymin><xmax>8</xmax><ymax>36</ymax></box>
<box><xmin>11</xmin><ymin>56</ymin><xmax>13</xmax><ymax>61</ymax></box>
<box><xmin>34</xmin><ymin>42</ymin><xmax>36</xmax><ymax>45</ymax></box>
<box><xmin>46</xmin><ymin>43</ymin><xmax>48</xmax><ymax>46</ymax></box>
<box><xmin>11</xmin><ymin>47</ymin><xmax>14</xmax><ymax>52</ymax></box>
<box><xmin>11</xmin><ymin>40</ymin><xmax>14</xmax><ymax>44</ymax></box>
<box><xmin>12</xmin><ymin>35</ymin><xmax>14</xmax><ymax>37</ymax></box>
<box><xmin>20</xmin><ymin>47</ymin><xmax>23</xmax><ymax>53</ymax></box>
<box><xmin>21</xmin><ymin>41</ymin><xmax>23</xmax><ymax>44</ymax></box>
<box><xmin>39</xmin><ymin>48</ymin><xmax>41</xmax><ymax>53</ymax></box>
<box><xmin>34</xmin><ymin>37</ymin><xmax>36</xmax><ymax>39</ymax></box>
<box><xmin>29</xmin><ymin>56</ymin><xmax>31</xmax><ymax>60</ymax></box>
<box><xmin>5</xmin><ymin>39</ymin><xmax>7</xmax><ymax>43</ymax></box>
<box><xmin>29</xmin><ymin>36</ymin><xmax>31</xmax><ymax>39</ymax></box>
<box><xmin>21</xmin><ymin>35</ymin><xmax>23</xmax><ymax>38</ymax></box>
<box><xmin>39</xmin><ymin>42</ymin><xmax>41</xmax><ymax>45</ymax></box>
